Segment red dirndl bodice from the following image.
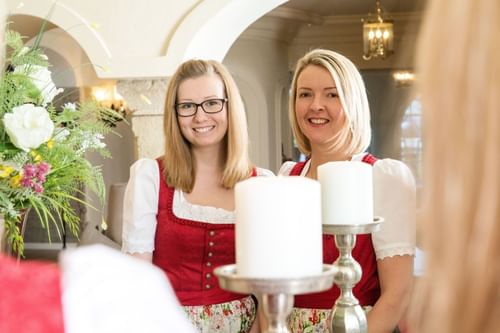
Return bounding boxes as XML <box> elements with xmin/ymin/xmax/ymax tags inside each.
<box><xmin>289</xmin><ymin>154</ymin><xmax>381</xmax><ymax>309</ymax></box>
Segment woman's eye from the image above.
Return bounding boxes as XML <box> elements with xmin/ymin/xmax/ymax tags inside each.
<box><xmin>180</xmin><ymin>103</ymin><xmax>194</xmax><ymax>109</ymax></box>
<box><xmin>327</xmin><ymin>92</ymin><xmax>338</xmax><ymax>98</ymax></box>
<box><xmin>298</xmin><ymin>92</ymin><xmax>311</xmax><ymax>98</ymax></box>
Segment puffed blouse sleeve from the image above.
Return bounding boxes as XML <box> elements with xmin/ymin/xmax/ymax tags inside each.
<box><xmin>372</xmin><ymin>158</ymin><xmax>416</xmax><ymax>260</ymax></box>
<box><xmin>278</xmin><ymin>161</ymin><xmax>296</xmax><ymax>176</ymax></box>
<box><xmin>256</xmin><ymin>167</ymin><xmax>275</xmax><ymax>177</ymax></box>
<box><xmin>121</xmin><ymin>158</ymin><xmax>159</xmax><ymax>254</ymax></box>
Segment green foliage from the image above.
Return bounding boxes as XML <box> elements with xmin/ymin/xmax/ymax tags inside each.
<box><xmin>0</xmin><ymin>28</ymin><xmax>123</xmax><ymax>255</ymax></box>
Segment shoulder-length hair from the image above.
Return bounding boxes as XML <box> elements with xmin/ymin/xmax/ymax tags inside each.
<box><xmin>162</xmin><ymin>59</ymin><xmax>253</xmax><ymax>192</ymax></box>
<box><xmin>288</xmin><ymin>49</ymin><xmax>371</xmax><ymax>157</ymax></box>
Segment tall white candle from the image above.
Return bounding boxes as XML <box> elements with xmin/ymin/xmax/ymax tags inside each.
<box><xmin>235</xmin><ymin>177</ymin><xmax>323</xmax><ymax>278</ymax></box>
<box><xmin>318</xmin><ymin>161</ymin><xmax>373</xmax><ymax>225</ymax></box>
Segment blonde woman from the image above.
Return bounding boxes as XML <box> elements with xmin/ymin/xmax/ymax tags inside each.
<box><xmin>122</xmin><ymin>59</ymin><xmax>272</xmax><ymax>333</ymax></box>
<box><xmin>279</xmin><ymin>49</ymin><xmax>416</xmax><ymax>332</ymax></box>
<box><xmin>409</xmin><ymin>0</ymin><xmax>500</xmax><ymax>332</ymax></box>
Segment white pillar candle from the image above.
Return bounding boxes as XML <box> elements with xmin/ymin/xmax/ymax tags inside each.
<box><xmin>318</xmin><ymin>161</ymin><xmax>373</xmax><ymax>225</ymax></box>
<box><xmin>235</xmin><ymin>177</ymin><xmax>323</xmax><ymax>278</ymax></box>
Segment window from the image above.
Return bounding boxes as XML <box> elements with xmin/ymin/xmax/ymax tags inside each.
<box><xmin>400</xmin><ymin>97</ymin><xmax>422</xmax><ymax>188</ymax></box>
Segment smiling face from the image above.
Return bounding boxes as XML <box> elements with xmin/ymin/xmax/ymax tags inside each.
<box><xmin>176</xmin><ymin>74</ymin><xmax>228</xmax><ymax>150</ymax></box>
<box><xmin>295</xmin><ymin>64</ymin><xmax>346</xmax><ymax>150</ymax></box>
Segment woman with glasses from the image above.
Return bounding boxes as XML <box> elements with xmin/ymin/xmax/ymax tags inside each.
<box><xmin>122</xmin><ymin>59</ymin><xmax>272</xmax><ymax>333</ymax></box>
<box><xmin>279</xmin><ymin>49</ymin><xmax>416</xmax><ymax>333</ymax></box>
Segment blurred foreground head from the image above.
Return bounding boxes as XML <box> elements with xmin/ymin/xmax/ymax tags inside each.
<box><xmin>410</xmin><ymin>1</ymin><xmax>500</xmax><ymax>332</ymax></box>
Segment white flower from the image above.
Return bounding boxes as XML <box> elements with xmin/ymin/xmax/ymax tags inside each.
<box><xmin>87</xmin><ymin>133</ymin><xmax>106</xmax><ymax>149</ymax></box>
<box><xmin>93</xmin><ymin>134</ymin><xmax>106</xmax><ymax>149</ymax></box>
<box><xmin>53</xmin><ymin>128</ymin><xmax>70</xmax><ymax>142</ymax></box>
<box><xmin>15</xmin><ymin>64</ymin><xmax>64</xmax><ymax>106</ymax></box>
<box><xmin>3</xmin><ymin>104</ymin><xmax>55</xmax><ymax>151</ymax></box>
<box><xmin>18</xmin><ymin>46</ymin><xmax>31</xmax><ymax>56</ymax></box>
<box><xmin>79</xmin><ymin>131</ymin><xmax>106</xmax><ymax>153</ymax></box>
<box><xmin>63</xmin><ymin>102</ymin><xmax>77</xmax><ymax>112</ymax></box>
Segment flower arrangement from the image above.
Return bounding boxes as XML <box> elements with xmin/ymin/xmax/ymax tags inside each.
<box><xmin>0</xmin><ymin>28</ymin><xmax>121</xmax><ymax>255</ymax></box>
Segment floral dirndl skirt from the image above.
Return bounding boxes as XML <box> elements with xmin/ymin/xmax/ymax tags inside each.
<box><xmin>287</xmin><ymin>306</ymin><xmax>373</xmax><ymax>333</ymax></box>
<box><xmin>184</xmin><ymin>296</ymin><xmax>256</xmax><ymax>333</ymax></box>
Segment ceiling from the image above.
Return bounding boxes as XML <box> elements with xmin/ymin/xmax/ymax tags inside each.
<box><xmin>280</xmin><ymin>0</ymin><xmax>426</xmax><ymax>16</ymax></box>
<box><xmin>8</xmin><ymin>1</ymin><xmax>427</xmax><ymax>42</ymax></box>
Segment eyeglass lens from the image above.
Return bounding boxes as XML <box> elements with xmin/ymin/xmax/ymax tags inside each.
<box><xmin>176</xmin><ymin>98</ymin><xmax>226</xmax><ymax>116</ymax></box>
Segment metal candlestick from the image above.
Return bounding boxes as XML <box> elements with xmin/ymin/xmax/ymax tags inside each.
<box><xmin>215</xmin><ymin>264</ymin><xmax>336</xmax><ymax>333</ymax></box>
<box><xmin>322</xmin><ymin>217</ymin><xmax>383</xmax><ymax>333</ymax></box>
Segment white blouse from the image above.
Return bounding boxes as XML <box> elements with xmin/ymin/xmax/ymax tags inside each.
<box><xmin>279</xmin><ymin>153</ymin><xmax>416</xmax><ymax>260</ymax></box>
<box><xmin>121</xmin><ymin>158</ymin><xmax>274</xmax><ymax>254</ymax></box>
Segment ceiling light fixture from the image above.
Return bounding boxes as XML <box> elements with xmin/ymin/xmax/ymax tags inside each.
<box><xmin>362</xmin><ymin>0</ymin><xmax>394</xmax><ymax>60</ymax></box>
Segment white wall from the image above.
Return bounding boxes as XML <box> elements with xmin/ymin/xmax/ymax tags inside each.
<box><xmin>7</xmin><ymin>0</ymin><xmax>288</xmax><ymax>78</ymax></box>
<box><xmin>224</xmin><ymin>37</ymin><xmax>290</xmax><ymax>172</ymax></box>
<box><xmin>27</xmin><ymin>26</ymin><xmax>106</xmax><ymax>87</ymax></box>
<box><xmin>85</xmin><ymin>118</ymin><xmax>135</xmax><ymax>228</ymax></box>
<box><xmin>7</xmin><ymin>0</ymin><xmax>198</xmax><ymax>77</ymax></box>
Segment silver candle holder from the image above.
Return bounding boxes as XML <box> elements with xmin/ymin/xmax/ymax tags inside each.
<box><xmin>322</xmin><ymin>217</ymin><xmax>383</xmax><ymax>333</ymax></box>
<box><xmin>215</xmin><ymin>264</ymin><xmax>336</xmax><ymax>333</ymax></box>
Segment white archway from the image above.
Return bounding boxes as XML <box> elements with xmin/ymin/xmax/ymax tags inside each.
<box><xmin>165</xmin><ymin>0</ymin><xmax>288</xmax><ymax>74</ymax></box>
<box><xmin>24</xmin><ymin>27</ymin><xmax>102</xmax><ymax>88</ymax></box>
<box><xmin>8</xmin><ymin>0</ymin><xmax>288</xmax><ymax>78</ymax></box>
<box><xmin>8</xmin><ymin>0</ymin><xmax>111</xmax><ymax>76</ymax></box>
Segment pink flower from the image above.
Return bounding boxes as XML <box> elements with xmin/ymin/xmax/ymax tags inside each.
<box><xmin>23</xmin><ymin>164</ymin><xmax>36</xmax><ymax>177</ymax></box>
<box><xmin>21</xmin><ymin>177</ymin><xmax>33</xmax><ymax>188</ymax></box>
<box><xmin>33</xmin><ymin>183</ymin><xmax>44</xmax><ymax>193</ymax></box>
<box><xmin>203</xmin><ymin>305</ymin><xmax>212</xmax><ymax>317</ymax></box>
<box><xmin>309</xmin><ymin>309</ymin><xmax>319</xmax><ymax>325</ymax></box>
<box><xmin>37</xmin><ymin>162</ymin><xmax>50</xmax><ymax>175</ymax></box>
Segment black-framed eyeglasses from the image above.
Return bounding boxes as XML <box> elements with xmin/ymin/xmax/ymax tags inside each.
<box><xmin>175</xmin><ymin>98</ymin><xmax>228</xmax><ymax>117</ymax></box>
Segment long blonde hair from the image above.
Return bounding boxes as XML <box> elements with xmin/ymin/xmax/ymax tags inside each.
<box><xmin>289</xmin><ymin>49</ymin><xmax>371</xmax><ymax>157</ymax></box>
<box><xmin>162</xmin><ymin>59</ymin><xmax>253</xmax><ymax>192</ymax></box>
<box><xmin>410</xmin><ymin>0</ymin><xmax>500</xmax><ymax>332</ymax></box>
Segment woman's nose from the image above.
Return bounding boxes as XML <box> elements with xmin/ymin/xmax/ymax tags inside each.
<box><xmin>310</xmin><ymin>96</ymin><xmax>325</xmax><ymax>111</ymax></box>
<box><xmin>192</xmin><ymin>105</ymin><xmax>208</xmax><ymax>121</ymax></box>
